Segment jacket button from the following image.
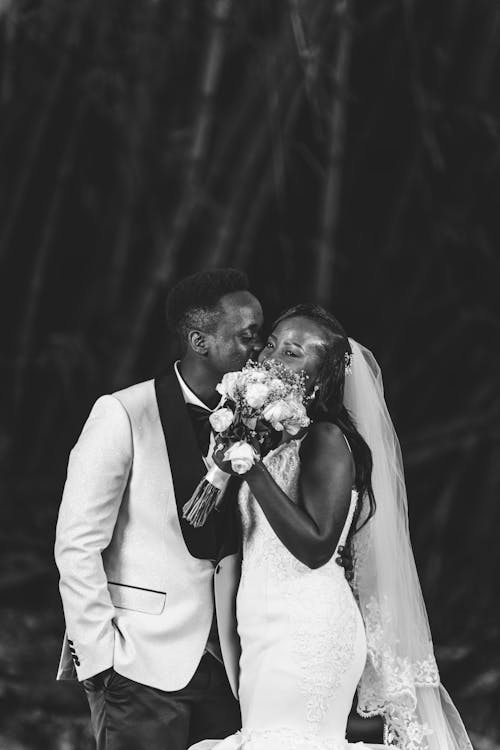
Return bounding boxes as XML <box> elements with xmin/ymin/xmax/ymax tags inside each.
<box><xmin>75</xmin><ymin>659</ymin><xmax>81</xmax><ymax>666</ymax></box>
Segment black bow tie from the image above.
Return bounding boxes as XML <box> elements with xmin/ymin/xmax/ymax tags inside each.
<box><xmin>185</xmin><ymin>403</ymin><xmax>212</xmax><ymax>456</ymax></box>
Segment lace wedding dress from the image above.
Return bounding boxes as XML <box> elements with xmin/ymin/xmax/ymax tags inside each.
<box><xmin>190</xmin><ymin>439</ymin><xmax>383</xmax><ymax>750</ymax></box>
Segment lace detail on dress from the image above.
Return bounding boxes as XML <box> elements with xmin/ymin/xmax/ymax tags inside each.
<box><xmin>291</xmin><ymin>574</ymin><xmax>358</xmax><ymax>727</ymax></box>
<box><xmin>238</xmin><ymin>440</ymin><xmax>360</xmax><ymax>733</ymax></box>
<box><xmin>239</xmin><ymin>441</ymin><xmax>307</xmax><ymax>584</ymax></box>
<box><xmin>240</xmin><ymin>441</ymin><xmax>356</xmax><ymax>584</ymax></box>
<box><xmin>237</xmin><ymin>727</ymin><xmax>354</xmax><ymax>750</ymax></box>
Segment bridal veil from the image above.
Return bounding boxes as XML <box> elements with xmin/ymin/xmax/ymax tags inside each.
<box><xmin>344</xmin><ymin>339</ymin><xmax>472</xmax><ymax>750</ymax></box>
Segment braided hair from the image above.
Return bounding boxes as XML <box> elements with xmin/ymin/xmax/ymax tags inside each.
<box><xmin>273</xmin><ymin>304</ymin><xmax>376</xmax><ymax>536</ymax></box>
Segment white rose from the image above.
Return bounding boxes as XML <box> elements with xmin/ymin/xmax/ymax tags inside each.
<box><xmin>224</xmin><ymin>441</ymin><xmax>258</xmax><ymax>474</ymax></box>
<box><xmin>216</xmin><ymin>371</ymin><xmax>240</xmax><ymax>401</ymax></box>
<box><xmin>262</xmin><ymin>399</ymin><xmax>293</xmax><ymax>430</ymax></box>
<box><xmin>287</xmin><ymin>399</ymin><xmax>307</xmax><ymax>419</ymax></box>
<box><xmin>209</xmin><ymin>407</ymin><xmax>235</xmax><ymax>433</ymax></box>
<box><xmin>245</xmin><ymin>382</ymin><xmax>270</xmax><ymax>409</ymax></box>
<box><xmin>282</xmin><ymin>401</ymin><xmax>310</xmax><ymax>434</ymax></box>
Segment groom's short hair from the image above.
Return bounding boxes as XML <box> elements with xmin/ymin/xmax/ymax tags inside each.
<box><xmin>166</xmin><ymin>268</ymin><xmax>250</xmax><ymax>348</ymax></box>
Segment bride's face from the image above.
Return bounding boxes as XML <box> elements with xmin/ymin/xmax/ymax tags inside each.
<box><xmin>258</xmin><ymin>316</ymin><xmax>326</xmax><ymax>387</ymax></box>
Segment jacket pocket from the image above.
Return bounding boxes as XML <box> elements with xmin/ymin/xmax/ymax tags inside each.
<box><xmin>108</xmin><ymin>582</ymin><xmax>166</xmax><ymax>615</ymax></box>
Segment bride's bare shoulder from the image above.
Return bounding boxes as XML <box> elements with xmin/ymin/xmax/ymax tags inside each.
<box><xmin>299</xmin><ymin>421</ymin><xmax>354</xmax><ymax>489</ymax></box>
<box><xmin>300</xmin><ymin>421</ymin><xmax>350</xmax><ymax>460</ymax></box>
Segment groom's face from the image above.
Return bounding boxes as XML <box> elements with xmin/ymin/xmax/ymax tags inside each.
<box><xmin>207</xmin><ymin>291</ymin><xmax>264</xmax><ymax>375</ymax></box>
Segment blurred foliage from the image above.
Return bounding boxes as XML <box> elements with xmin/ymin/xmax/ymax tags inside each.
<box><xmin>0</xmin><ymin>0</ymin><xmax>499</xmax><ymax>747</ymax></box>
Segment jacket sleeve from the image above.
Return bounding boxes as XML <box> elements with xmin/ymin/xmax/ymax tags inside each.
<box><xmin>54</xmin><ymin>394</ymin><xmax>133</xmax><ymax>681</ymax></box>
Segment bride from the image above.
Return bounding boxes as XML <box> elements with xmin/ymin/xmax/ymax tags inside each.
<box><xmin>190</xmin><ymin>304</ymin><xmax>472</xmax><ymax>750</ymax></box>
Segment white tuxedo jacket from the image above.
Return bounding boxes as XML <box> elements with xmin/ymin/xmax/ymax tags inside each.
<box><xmin>55</xmin><ymin>370</ymin><xmax>242</xmax><ymax>695</ymax></box>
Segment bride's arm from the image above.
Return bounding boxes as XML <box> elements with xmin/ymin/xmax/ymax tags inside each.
<box><xmin>243</xmin><ymin>421</ymin><xmax>354</xmax><ymax>569</ymax></box>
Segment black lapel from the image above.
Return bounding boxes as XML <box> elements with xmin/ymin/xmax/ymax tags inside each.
<box><xmin>155</xmin><ymin>368</ymin><xmax>217</xmax><ymax>560</ymax></box>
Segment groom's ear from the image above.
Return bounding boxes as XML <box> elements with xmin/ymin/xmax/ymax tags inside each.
<box><xmin>188</xmin><ymin>330</ymin><xmax>209</xmax><ymax>356</ymax></box>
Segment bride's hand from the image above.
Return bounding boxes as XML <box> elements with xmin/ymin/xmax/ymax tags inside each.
<box><xmin>255</xmin><ymin>420</ymin><xmax>281</xmax><ymax>457</ymax></box>
<box><xmin>212</xmin><ymin>440</ymin><xmax>234</xmax><ymax>474</ymax></box>
<box><xmin>336</xmin><ymin>544</ymin><xmax>354</xmax><ymax>581</ymax></box>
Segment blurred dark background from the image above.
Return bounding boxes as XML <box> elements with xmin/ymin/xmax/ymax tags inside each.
<box><xmin>0</xmin><ymin>0</ymin><xmax>499</xmax><ymax>748</ymax></box>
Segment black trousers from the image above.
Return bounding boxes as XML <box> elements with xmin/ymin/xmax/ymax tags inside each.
<box><xmin>83</xmin><ymin>653</ymin><xmax>241</xmax><ymax>750</ymax></box>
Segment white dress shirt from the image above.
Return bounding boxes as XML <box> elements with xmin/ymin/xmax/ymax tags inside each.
<box><xmin>174</xmin><ymin>361</ymin><xmax>220</xmax><ymax>468</ymax></box>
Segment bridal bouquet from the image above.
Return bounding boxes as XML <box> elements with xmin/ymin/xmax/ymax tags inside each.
<box><xmin>182</xmin><ymin>359</ymin><xmax>311</xmax><ymax>527</ymax></box>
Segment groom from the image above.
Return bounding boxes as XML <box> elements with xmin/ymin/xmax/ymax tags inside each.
<box><xmin>55</xmin><ymin>268</ymin><xmax>264</xmax><ymax>750</ymax></box>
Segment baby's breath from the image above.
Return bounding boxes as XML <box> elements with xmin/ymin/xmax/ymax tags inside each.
<box><xmin>242</xmin><ymin>359</ymin><xmax>308</xmax><ymax>401</ymax></box>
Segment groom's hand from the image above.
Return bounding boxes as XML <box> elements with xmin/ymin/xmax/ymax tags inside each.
<box><xmin>336</xmin><ymin>544</ymin><xmax>354</xmax><ymax>582</ymax></box>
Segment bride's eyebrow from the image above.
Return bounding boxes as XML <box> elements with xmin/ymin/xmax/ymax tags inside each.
<box><xmin>283</xmin><ymin>340</ymin><xmax>304</xmax><ymax>351</ymax></box>
<box><xmin>312</xmin><ymin>342</ymin><xmax>327</xmax><ymax>356</ymax></box>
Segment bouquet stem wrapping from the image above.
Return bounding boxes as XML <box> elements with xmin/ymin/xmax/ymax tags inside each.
<box><xmin>182</xmin><ymin>465</ymin><xmax>230</xmax><ymax>527</ymax></box>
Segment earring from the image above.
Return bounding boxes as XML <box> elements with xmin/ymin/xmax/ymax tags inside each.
<box><xmin>306</xmin><ymin>384</ymin><xmax>319</xmax><ymax>403</ymax></box>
